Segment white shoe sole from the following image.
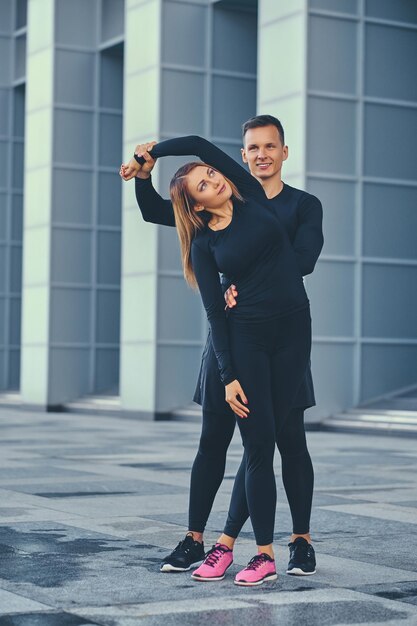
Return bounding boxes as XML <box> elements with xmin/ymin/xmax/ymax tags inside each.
<box><xmin>160</xmin><ymin>560</ymin><xmax>202</xmax><ymax>573</ymax></box>
<box><xmin>234</xmin><ymin>573</ymin><xmax>278</xmax><ymax>586</ymax></box>
<box><xmin>286</xmin><ymin>567</ymin><xmax>316</xmax><ymax>576</ymax></box>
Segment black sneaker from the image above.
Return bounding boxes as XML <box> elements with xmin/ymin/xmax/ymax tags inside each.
<box><xmin>160</xmin><ymin>533</ymin><xmax>205</xmax><ymax>572</ymax></box>
<box><xmin>286</xmin><ymin>537</ymin><xmax>316</xmax><ymax>575</ymax></box>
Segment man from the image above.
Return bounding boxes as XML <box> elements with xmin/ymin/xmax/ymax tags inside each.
<box><xmin>124</xmin><ymin>115</ymin><xmax>323</xmax><ymax>577</ymax></box>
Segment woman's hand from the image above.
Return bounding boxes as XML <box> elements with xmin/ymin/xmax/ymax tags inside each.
<box><xmin>224</xmin><ymin>284</ymin><xmax>238</xmax><ymax>309</ymax></box>
<box><xmin>120</xmin><ymin>157</ymin><xmax>140</xmax><ymax>181</ymax></box>
<box><xmin>225</xmin><ymin>380</ymin><xmax>249</xmax><ymax>418</ymax></box>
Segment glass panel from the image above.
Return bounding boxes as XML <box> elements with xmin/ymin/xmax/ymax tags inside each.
<box><xmin>363</xmin><ymin>264</ymin><xmax>417</xmax><ymax>339</ymax></box>
<box><xmin>98</xmin><ymin>113</ymin><xmax>123</xmax><ymax>167</ymax></box>
<box><xmin>364</xmin><ymin>103</ymin><xmax>417</xmax><ymax>180</ymax></box>
<box><xmin>213</xmin><ymin>4</ymin><xmax>257</xmax><ymax>74</ymax></box>
<box><xmin>306</xmin><ymin>260</ymin><xmax>355</xmax><ymax>336</ymax></box>
<box><xmin>307</xmin><ymin>178</ymin><xmax>356</xmax><ymax>256</ymax></box>
<box><xmin>308</xmin><ymin>15</ymin><xmax>357</xmax><ymax>94</ymax></box>
<box><xmin>97</xmin><ymin>172</ymin><xmax>122</xmax><ymax>227</ymax></box>
<box><xmin>50</xmin><ymin>287</ymin><xmax>91</xmax><ymax>343</ymax></box>
<box><xmin>13</xmin><ymin>85</ymin><xmax>25</xmax><ymax>138</ymax></box>
<box><xmin>365</xmin><ymin>0</ymin><xmax>417</xmax><ymax>23</ymax></box>
<box><xmin>307</xmin><ymin>97</ymin><xmax>357</xmax><ymax>175</ymax></box>
<box><xmin>0</xmin><ymin>141</ymin><xmax>8</xmax><ymax>188</ymax></box>
<box><xmin>8</xmin><ymin>349</ymin><xmax>20</xmax><ymax>389</ymax></box>
<box><xmin>51</xmin><ymin>228</ymin><xmax>92</xmax><ymax>284</ymax></box>
<box><xmin>9</xmin><ymin>244</ymin><xmax>22</xmax><ymax>292</ymax></box>
<box><xmin>361</xmin><ymin>344</ymin><xmax>417</xmax><ymax>402</ymax></box>
<box><xmin>100</xmin><ymin>44</ymin><xmax>123</xmax><ymax>110</ymax></box>
<box><xmin>363</xmin><ymin>184</ymin><xmax>417</xmax><ymax>260</ymax></box>
<box><xmin>158</xmin><ymin>276</ymin><xmax>202</xmax><ymax>341</ymax></box>
<box><xmin>9</xmin><ymin>297</ymin><xmax>21</xmax><ymax>345</ymax></box>
<box><xmin>55</xmin><ymin>50</ymin><xmax>95</xmax><ymax>107</ymax></box>
<box><xmin>54</xmin><ymin>110</ymin><xmax>94</xmax><ymax>166</ymax></box>
<box><xmin>97</xmin><ymin>231</ymin><xmax>121</xmax><ymax>285</ymax></box>
<box><xmin>365</xmin><ymin>24</ymin><xmax>417</xmax><ymax>102</ymax></box>
<box><xmin>0</xmin><ymin>89</ymin><xmax>9</xmax><ymax>136</ymax></box>
<box><xmin>212</xmin><ymin>76</ymin><xmax>256</xmax><ymax>139</ymax></box>
<box><xmin>101</xmin><ymin>0</ymin><xmax>124</xmax><ymax>42</ymax></box>
<box><xmin>309</xmin><ymin>0</ymin><xmax>358</xmax><ymax>13</ymax></box>
<box><xmin>56</xmin><ymin>0</ymin><xmax>98</xmax><ymax>46</ymax></box>
<box><xmin>96</xmin><ymin>289</ymin><xmax>120</xmax><ymax>343</ymax></box>
<box><xmin>95</xmin><ymin>348</ymin><xmax>119</xmax><ymax>394</ymax></box>
<box><xmin>16</xmin><ymin>0</ymin><xmax>27</xmax><ymax>29</ymax></box>
<box><xmin>14</xmin><ymin>35</ymin><xmax>26</xmax><ymax>81</ymax></box>
<box><xmin>162</xmin><ymin>1</ymin><xmax>207</xmax><ymax>67</ymax></box>
<box><xmin>11</xmin><ymin>194</ymin><xmax>23</xmax><ymax>241</ymax></box>
<box><xmin>0</xmin><ymin>38</ymin><xmax>11</xmax><ymax>83</ymax></box>
<box><xmin>161</xmin><ymin>70</ymin><xmax>205</xmax><ymax>135</ymax></box>
<box><xmin>52</xmin><ymin>169</ymin><xmax>93</xmax><ymax>225</ymax></box>
<box><xmin>12</xmin><ymin>142</ymin><xmax>24</xmax><ymax>190</ymax></box>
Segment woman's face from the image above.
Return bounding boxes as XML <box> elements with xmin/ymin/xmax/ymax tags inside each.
<box><xmin>186</xmin><ymin>165</ymin><xmax>232</xmax><ymax>210</ymax></box>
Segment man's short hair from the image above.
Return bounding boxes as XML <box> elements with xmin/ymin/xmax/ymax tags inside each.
<box><xmin>242</xmin><ymin>115</ymin><xmax>285</xmax><ymax>146</ymax></box>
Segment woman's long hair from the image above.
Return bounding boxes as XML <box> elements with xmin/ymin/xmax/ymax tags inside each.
<box><xmin>169</xmin><ymin>162</ymin><xmax>242</xmax><ymax>289</ymax></box>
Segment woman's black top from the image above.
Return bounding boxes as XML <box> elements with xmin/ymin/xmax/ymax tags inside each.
<box><xmin>134</xmin><ymin>136</ymin><xmax>310</xmax><ymax>386</ymax></box>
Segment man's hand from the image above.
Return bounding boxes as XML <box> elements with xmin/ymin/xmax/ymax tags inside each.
<box><xmin>225</xmin><ymin>379</ymin><xmax>249</xmax><ymax>418</ymax></box>
<box><xmin>224</xmin><ymin>284</ymin><xmax>238</xmax><ymax>309</ymax></box>
<box><xmin>134</xmin><ymin>142</ymin><xmax>157</xmax><ymax>179</ymax></box>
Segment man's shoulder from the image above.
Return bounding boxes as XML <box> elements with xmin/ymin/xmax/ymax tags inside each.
<box><xmin>284</xmin><ymin>183</ymin><xmax>321</xmax><ymax>208</ymax></box>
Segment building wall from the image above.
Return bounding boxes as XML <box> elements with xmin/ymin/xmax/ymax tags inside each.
<box><xmin>0</xmin><ymin>0</ymin><xmax>26</xmax><ymax>391</ymax></box>
<box><xmin>5</xmin><ymin>0</ymin><xmax>417</xmax><ymax>418</ymax></box>
<box><xmin>258</xmin><ymin>0</ymin><xmax>417</xmax><ymax>420</ymax></box>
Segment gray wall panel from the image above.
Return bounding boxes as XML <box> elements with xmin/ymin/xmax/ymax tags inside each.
<box><xmin>54</xmin><ymin>110</ymin><xmax>94</xmax><ymax>165</ymax></box>
<box><xmin>161</xmin><ymin>70</ymin><xmax>206</xmax><ymax>135</ymax></box>
<box><xmin>364</xmin><ymin>104</ymin><xmax>417</xmax><ymax>180</ymax></box>
<box><xmin>52</xmin><ymin>169</ymin><xmax>93</xmax><ymax>225</ymax></box>
<box><xmin>51</xmin><ymin>228</ymin><xmax>92</xmax><ymax>284</ymax></box>
<box><xmin>55</xmin><ymin>50</ymin><xmax>95</xmax><ymax>107</ymax></box>
<box><xmin>213</xmin><ymin>5</ymin><xmax>257</xmax><ymax>73</ymax></box>
<box><xmin>361</xmin><ymin>344</ymin><xmax>417</xmax><ymax>401</ymax></box>
<box><xmin>96</xmin><ymin>290</ymin><xmax>120</xmax><ymax>344</ymax></box>
<box><xmin>307</xmin><ymin>261</ymin><xmax>355</xmax><ymax>337</ymax></box>
<box><xmin>307</xmin><ymin>97</ymin><xmax>357</xmax><ymax>175</ymax></box>
<box><xmin>365</xmin><ymin>24</ymin><xmax>417</xmax><ymax>102</ymax></box>
<box><xmin>307</xmin><ymin>178</ymin><xmax>356</xmax><ymax>256</ymax></box>
<box><xmin>157</xmin><ymin>276</ymin><xmax>202</xmax><ymax>342</ymax></box>
<box><xmin>309</xmin><ymin>15</ymin><xmax>357</xmax><ymax>94</ymax></box>
<box><xmin>50</xmin><ymin>288</ymin><xmax>91</xmax><ymax>343</ymax></box>
<box><xmin>55</xmin><ymin>0</ymin><xmax>98</xmax><ymax>47</ymax></box>
<box><xmin>365</xmin><ymin>0</ymin><xmax>417</xmax><ymax>23</ymax></box>
<box><xmin>309</xmin><ymin>0</ymin><xmax>358</xmax><ymax>14</ymax></box>
<box><xmin>162</xmin><ymin>1</ymin><xmax>207</xmax><ymax>67</ymax></box>
<box><xmin>363</xmin><ymin>184</ymin><xmax>417</xmax><ymax>260</ymax></box>
<box><xmin>362</xmin><ymin>264</ymin><xmax>417</xmax><ymax>339</ymax></box>
<box><xmin>212</xmin><ymin>76</ymin><xmax>256</xmax><ymax>138</ymax></box>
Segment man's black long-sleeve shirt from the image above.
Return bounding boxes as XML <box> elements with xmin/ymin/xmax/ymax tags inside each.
<box><xmin>134</xmin><ymin>136</ymin><xmax>323</xmax><ymax>385</ymax></box>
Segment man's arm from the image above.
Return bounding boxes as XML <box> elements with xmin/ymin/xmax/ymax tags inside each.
<box><xmin>293</xmin><ymin>194</ymin><xmax>324</xmax><ymax>276</ymax></box>
<box><xmin>135</xmin><ymin>176</ymin><xmax>175</xmax><ymax>227</ymax></box>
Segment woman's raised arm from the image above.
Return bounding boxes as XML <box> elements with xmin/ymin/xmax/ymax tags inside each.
<box><xmin>134</xmin><ymin>135</ymin><xmax>264</xmax><ymax>200</ymax></box>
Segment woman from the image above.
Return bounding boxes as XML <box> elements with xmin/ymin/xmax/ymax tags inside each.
<box><xmin>121</xmin><ymin>135</ymin><xmax>312</xmax><ymax>586</ymax></box>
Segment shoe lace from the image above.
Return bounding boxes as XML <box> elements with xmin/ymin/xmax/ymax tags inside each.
<box><xmin>171</xmin><ymin>536</ymin><xmax>193</xmax><ymax>556</ymax></box>
<box><xmin>290</xmin><ymin>540</ymin><xmax>312</xmax><ymax>559</ymax></box>
<box><xmin>204</xmin><ymin>545</ymin><xmax>228</xmax><ymax>567</ymax></box>
<box><xmin>246</xmin><ymin>553</ymin><xmax>269</xmax><ymax>571</ymax></box>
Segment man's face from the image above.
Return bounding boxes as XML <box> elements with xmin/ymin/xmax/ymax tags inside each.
<box><xmin>241</xmin><ymin>125</ymin><xmax>288</xmax><ymax>181</ymax></box>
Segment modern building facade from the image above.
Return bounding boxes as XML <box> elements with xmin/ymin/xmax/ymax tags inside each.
<box><xmin>0</xmin><ymin>0</ymin><xmax>416</xmax><ymax>423</ymax></box>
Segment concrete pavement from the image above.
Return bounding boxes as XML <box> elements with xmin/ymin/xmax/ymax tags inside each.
<box><xmin>0</xmin><ymin>408</ymin><xmax>417</xmax><ymax>625</ymax></box>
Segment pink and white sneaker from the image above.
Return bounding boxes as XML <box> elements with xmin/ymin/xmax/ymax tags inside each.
<box><xmin>234</xmin><ymin>553</ymin><xmax>277</xmax><ymax>586</ymax></box>
<box><xmin>191</xmin><ymin>543</ymin><xmax>233</xmax><ymax>581</ymax></box>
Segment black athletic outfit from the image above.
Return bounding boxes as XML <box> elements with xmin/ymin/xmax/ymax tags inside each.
<box><xmin>134</xmin><ymin>136</ymin><xmax>323</xmax><ymax>544</ymax></box>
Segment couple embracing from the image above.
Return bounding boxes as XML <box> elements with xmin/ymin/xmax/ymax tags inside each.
<box><xmin>120</xmin><ymin>115</ymin><xmax>323</xmax><ymax>586</ymax></box>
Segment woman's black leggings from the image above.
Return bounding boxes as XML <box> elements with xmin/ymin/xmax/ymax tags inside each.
<box><xmin>189</xmin><ymin>307</ymin><xmax>313</xmax><ymax>545</ymax></box>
